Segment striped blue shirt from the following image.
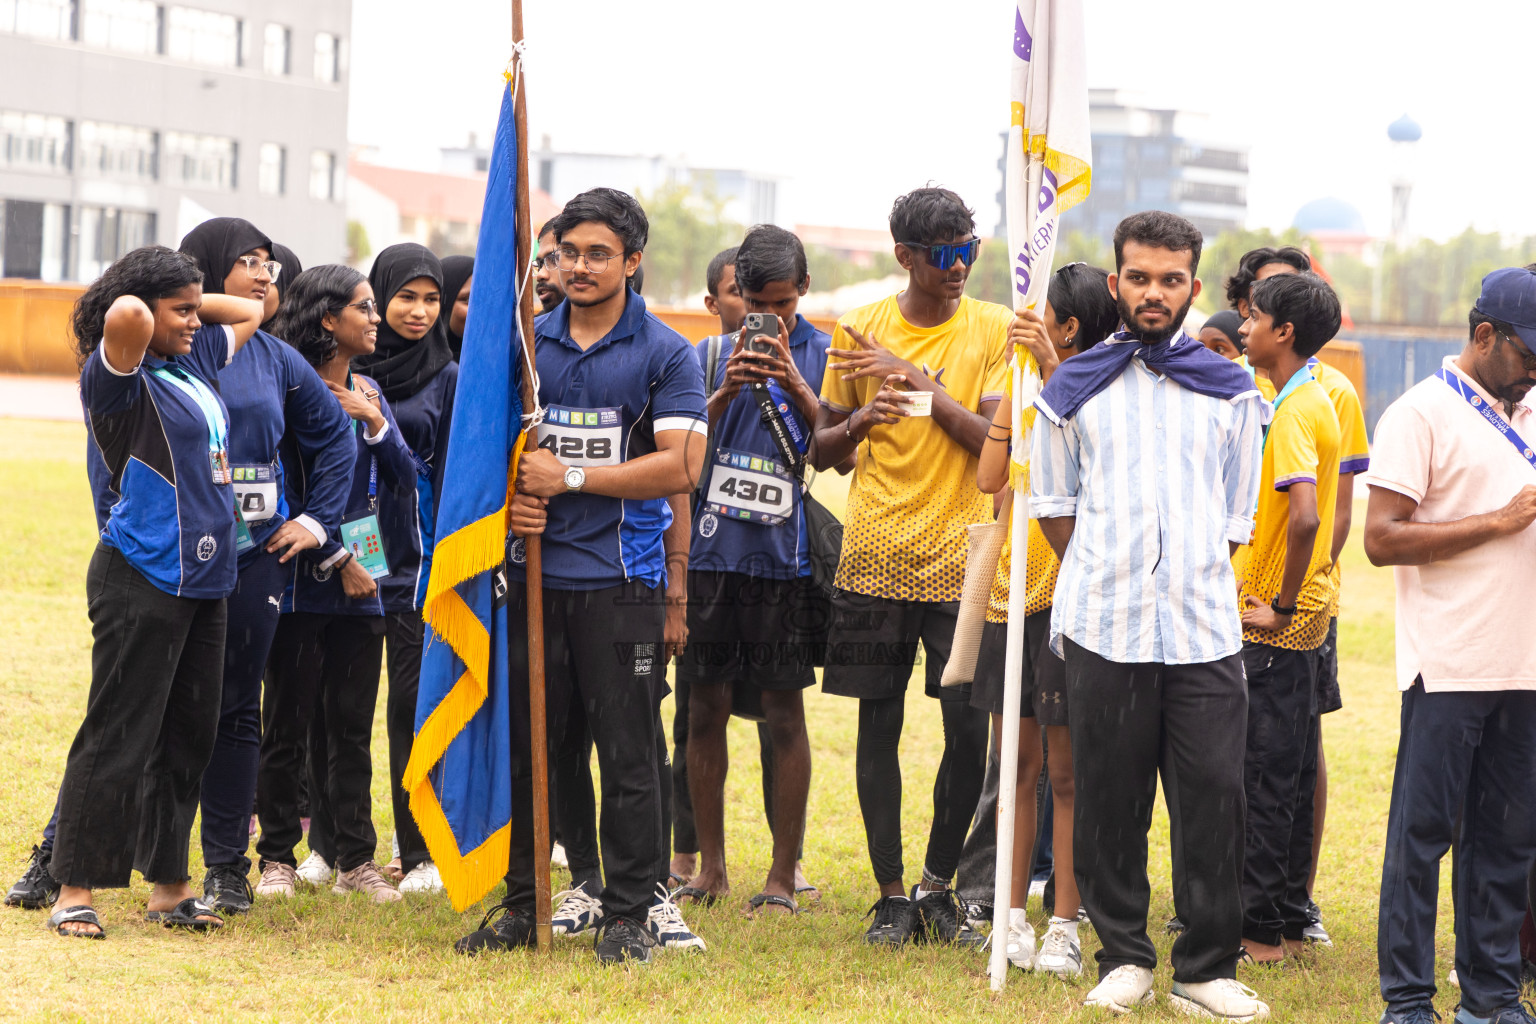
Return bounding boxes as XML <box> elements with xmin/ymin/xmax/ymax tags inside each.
<box><xmin>1029</xmin><ymin>337</ymin><xmax>1266</xmax><ymax>665</ymax></box>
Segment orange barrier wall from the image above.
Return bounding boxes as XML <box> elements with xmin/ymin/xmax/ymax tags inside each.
<box><xmin>0</xmin><ymin>280</ymin><xmax>84</xmax><ymax>377</ymax></box>
<box><xmin>1316</xmin><ymin>339</ymin><xmax>1366</xmax><ymax>403</ymax></box>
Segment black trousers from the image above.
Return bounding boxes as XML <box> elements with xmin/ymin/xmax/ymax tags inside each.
<box><xmin>53</xmin><ymin>544</ymin><xmax>227</xmax><ymax>888</ymax></box>
<box><xmin>504</xmin><ymin>582</ymin><xmax>666</xmax><ymax>922</ymax></box>
<box><xmin>1240</xmin><ymin>642</ymin><xmax>1319</xmax><ymax>945</ymax></box>
<box><xmin>1064</xmin><ymin>638</ymin><xmax>1246</xmax><ymax>984</ymax></box>
<box><xmin>198</xmin><ymin>546</ymin><xmax>287</xmax><ymax>869</ymax></box>
<box><xmin>1378</xmin><ymin>680</ymin><xmax>1536</xmax><ymax>1017</ymax></box>
<box><xmin>554</xmin><ymin>697</ymin><xmax>602</xmax><ymax>893</ymax></box>
<box><xmin>384</xmin><ymin>611</ymin><xmax>430</xmax><ymax>873</ymax></box>
<box><xmin>257</xmin><ymin>612</ymin><xmax>385</xmax><ymax>873</ymax></box>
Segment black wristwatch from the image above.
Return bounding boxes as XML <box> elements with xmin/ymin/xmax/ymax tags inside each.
<box><xmin>1270</xmin><ymin>596</ymin><xmax>1297</xmax><ymax>618</ymax></box>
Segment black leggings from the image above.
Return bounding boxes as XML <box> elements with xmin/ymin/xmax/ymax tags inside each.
<box><xmin>856</xmin><ymin>694</ymin><xmax>989</xmax><ymax>887</ymax></box>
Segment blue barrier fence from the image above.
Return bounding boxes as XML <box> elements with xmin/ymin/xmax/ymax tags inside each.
<box><xmin>1346</xmin><ymin>329</ymin><xmax>1465</xmax><ymax>437</ymax></box>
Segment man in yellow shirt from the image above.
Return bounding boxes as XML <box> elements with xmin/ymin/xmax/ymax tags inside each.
<box><xmin>810</xmin><ymin>187</ymin><xmax>1009</xmax><ymax>949</ymax></box>
<box><xmin>1235</xmin><ymin>272</ymin><xmax>1343</xmax><ymax>964</ymax></box>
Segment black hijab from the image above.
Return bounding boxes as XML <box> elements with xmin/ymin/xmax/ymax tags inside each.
<box><xmin>262</xmin><ymin>243</ymin><xmax>303</xmax><ymax>333</ymax></box>
<box><xmin>353</xmin><ymin>243</ymin><xmax>454</xmax><ymax>402</ymax></box>
<box><xmin>439</xmin><ymin>254</ymin><xmax>475</xmax><ymax>361</ymax></box>
<box><xmin>178</xmin><ymin>217</ymin><xmax>271</xmax><ymax>297</ymax></box>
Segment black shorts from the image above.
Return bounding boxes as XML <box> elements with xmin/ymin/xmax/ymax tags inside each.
<box><xmin>674</xmin><ymin>571</ymin><xmax>817</xmax><ymax>692</ymax></box>
<box><xmin>820</xmin><ymin>590</ymin><xmax>963</xmax><ymax>702</ymax></box>
<box><xmin>970</xmin><ymin>612</ymin><xmax>1068</xmax><ymax>726</ymax></box>
<box><xmin>1316</xmin><ymin>616</ymin><xmax>1342</xmax><ymax>715</ymax></box>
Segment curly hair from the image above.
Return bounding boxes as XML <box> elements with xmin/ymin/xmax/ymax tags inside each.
<box><xmin>268</xmin><ymin>264</ymin><xmax>367</xmax><ymax>367</ymax></box>
<box><xmin>1224</xmin><ymin>246</ymin><xmax>1311</xmax><ymax>309</ymax></box>
<box><xmin>70</xmin><ymin>246</ymin><xmax>202</xmax><ymax>365</ymax></box>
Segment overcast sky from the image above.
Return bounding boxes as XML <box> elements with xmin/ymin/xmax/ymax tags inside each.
<box><xmin>349</xmin><ymin>0</ymin><xmax>1536</xmax><ymax>242</ymax></box>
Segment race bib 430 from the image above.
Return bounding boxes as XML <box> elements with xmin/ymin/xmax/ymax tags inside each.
<box><xmin>704</xmin><ymin>449</ymin><xmax>795</xmax><ymax>526</ymax></box>
<box><xmin>537</xmin><ymin>405</ymin><xmax>622</xmax><ymax>467</ymax></box>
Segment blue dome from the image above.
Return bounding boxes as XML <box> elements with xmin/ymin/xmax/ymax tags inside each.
<box><xmin>1388</xmin><ymin>114</ymin><xmax>1423</xmax><ymax>142</ymax></box>
<box><xmin>1293</xmin><ymin>197</ymin><xmax>1367</xmax><ymax>234</ymax></box>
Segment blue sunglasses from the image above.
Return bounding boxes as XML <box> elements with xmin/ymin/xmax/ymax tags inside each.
<box><xmin>901</xmin><ymin>238</ymin><xmax>981</xmax><ymax>270</ymax></box>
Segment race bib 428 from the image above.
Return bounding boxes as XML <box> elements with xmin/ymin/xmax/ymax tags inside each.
<box><xmin>537</xmin><ymin>406</ymin><xmax>623</xmax><ymax>467</ymax></box>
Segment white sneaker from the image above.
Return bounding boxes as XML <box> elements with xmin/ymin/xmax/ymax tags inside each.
<box><xmin>646</xmin><ymin>883</ymin><xmax>706</xmax><ymax>951</ymax></box>
<box><xmin>1035</xmin><ymin>919</ymin><xmax>1084</xmax><ymax>978</ymax></box>
<box><xmin>551</xmin><ymin>842</ymin><xmax>569</xmax><ymax>869</ymax></box>
<box><xmin>1085</xmin><ymin>965</ymin><xmax>1156</xmax><ymax>1014</ymax></box>
<box><xmin>551</xmin><ymin>883</ymin><xmax>604</xmax><ymax>936</ymax></box>
<box><xmin>1029</xmin><ymin>878</ymin><xmax>1047</xmax><ymax>900</ymax></box>
<box><xmin>398</xmin><ymin>861</ymin><xmax>443</xmax><ymax>894</ymax></box>
<box><xmin>1005</xmin><ymin>909</ymin><xmax>1036</xmax><ymax>969</ymax></box>
<box><xmin>1448</xmin><ymin>967</ymin><xmax>1460</xmax><ymax>989</ymax></box>
<box><xmin>1169</xmin><ymin>978</ymin><xmax>1270</xmax><ymax>1021</ymax></box>
<box><xmin>296</xmin><ymin>851</ymin><xmax>335</xmax><ymax>887</ymax></box>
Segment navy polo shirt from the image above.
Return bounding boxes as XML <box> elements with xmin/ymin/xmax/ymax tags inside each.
<box><xmin>281</xmin><ymin>374</ymin><xmax>418</xmax><ymax>616</ymax></box>
<box><xmin>508</xmin><ymin>292</ymin><xmax>707</xmax><ymax>591</ymax></box>
<box><xmin>380</xmin><ymin>360</ymin><xmax>457</xmax><ymax>612</ymax></box>
<box><xmin>689</xmin><ymin>316</ymin><xmax>830</xmax><ymax>579</ymax></box>
<box><xmin>81</xmin><ymin>323</ymin><xmax>238</xmax><ymax>599</ymax></box>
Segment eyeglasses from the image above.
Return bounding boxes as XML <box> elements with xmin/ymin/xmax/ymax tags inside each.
<box><xmin>1498</xmin><ymin>331</ymin><xmax>1536</xmax><ymax>371</ymax></box>
<box><xmin>899</xmin><ymin>238</ymin><xmax>981</xmax><ymax>271</ymax></box>
<box><xmin>546</xmin><ymin>248</ymin><xmax>622</xmax><ymax>273</ymax></box>
<box><xmin>235</xmin><ymin>254</ymin><xmax>282</xmax><ymax>281</ymax></box>
<box><xmin>333</xmin><ymin>298</ymin><xmax>378</xmax><ymax>318</ymax></box>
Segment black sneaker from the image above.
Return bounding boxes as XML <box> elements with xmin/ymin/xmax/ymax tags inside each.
<box><xmin>455</xmin><ymin>900</ymin><xmax>536</xmax><ymax>955</ymax></box>
<box><xmin>5</xmin><ymin>846</ymin><xmax>60</xmax><ymax>910</ymax></box>
<box><xmin>1303</xmin><ymin>897</ymin><xmax>1332</xmax><ymax>945</ymax></box>
<box><xmin>911</xmin><ymin>887</ymin><xmax>986</xmax><ymax>948</ymax></box>
<box><xmin>203</xmin><ymin>862</ymin><xmax>254</xmax><ymax>914</ymax></box>
<box><xmin>593</xmin><ymin>916</ymin><xmax>656</xmax><ymax>965</ymax></box>
<box><xmin>864</xmin><ymin>895</ymin><xmax>916</xmax><ymax>947</ymax></box>
<box><xmin>1166</xmin><ymin>914</ymin><xmax>1186</xmax><ymax>934</ymax></box>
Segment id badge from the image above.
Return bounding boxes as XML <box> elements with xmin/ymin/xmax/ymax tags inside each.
<box><xmin>704</xmin><ymin>449</ymin><xmax>795</xmax><ymax>526</ymax></box>
<box><xmin>232</xmin><ymin>463</ymin><xmax>279</xmax><ymax>523</ymax></box>
<box><xmin>233</xmin><ymin>503</ymin><xmax>255</xmax><ymax>554</ymax></box>
<box><xmin>342</xmin><ymin>514</ymin><xmax>391</xmax><ymax>580</ymax></box>
<box><xmin>536</xmin><ymin>405</ymin><xmax>623</xmax><ymax>467</ymax></box>
<box><xmin>210</xmin><ymin>448</ymin><xmax>232</xmax><ymax>485</ymax></box>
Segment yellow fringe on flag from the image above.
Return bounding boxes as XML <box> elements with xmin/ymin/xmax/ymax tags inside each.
<box><xmin>409</xmin><ymin>772</ymin><xmax>511</xmax><ymax>912</ymax></box>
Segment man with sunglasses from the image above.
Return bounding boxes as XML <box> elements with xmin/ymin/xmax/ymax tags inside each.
<box><xmin>811</xmin><ymin>187</ymin><xmax>1010</xmax><ymax>949</ymax></box>
<box><xmin>1367</xmin><ymin>267</ymin><xmax>1536</xmax><ymax>1024</ymax></box>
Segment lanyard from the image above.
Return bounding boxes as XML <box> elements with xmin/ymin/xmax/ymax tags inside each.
<box><xmin>151</xmin><ymin>363</ymin><xmax>228</xmax><ymax>456</ymax></box>
<box><xmin>347</xmin><ymin>375</ymin><xmax>381</xmax><ymax>510</ymax></box>
<box><xmin>763</xmin><ymin>378</ymin><xmax>807</xmax><ymax>453</ymax></box>
<box><xmin>1437</xmin><ymin>368</ymin><xmax>1536</xmax><ymax>470</ymax></box>
<box><xmin>1261</xmin><ymin>366</ymin><xmax>1314</xmax><ymax>453</ymax></box>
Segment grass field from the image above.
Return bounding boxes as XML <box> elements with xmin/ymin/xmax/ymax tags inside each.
<box><xmin>0</xmin><ymin>418</ymin><xmax>1454</xmax><ymax>1023</ymax></box>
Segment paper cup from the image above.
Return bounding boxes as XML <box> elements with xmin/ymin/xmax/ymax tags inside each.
<box><xmin>905</xmin><ymin>391</ymin><xmax>933</xmax><ymax>416</ymax></box>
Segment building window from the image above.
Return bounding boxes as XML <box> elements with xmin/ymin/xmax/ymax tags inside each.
<box><xmin>78</xmin><ymin>120</ymin><xmax>156</xmax><ymax>181</ymax></box>
<box><xmin>313</xmin><ymin>31</ymin><xmax>338</xmax><ymax>82</ymax></box>
<box><xmin>262</xmin><ymin>21</ymin><xmax>287</xmax><ymax>75</ymax></box>
<box><xmin>165</xmin><ymin>5</ymin><xmax>239</xmax><ymax>67</ymax></box>
<box><xmin>162</xmin><ymin>131</ymin><xmax>235</xmax><ymax>190</ymax></box>
<box><xmin>258</xmin><ymin>142</ymin><xmax>284</xmax><ymax>196</ymax></box>
<box><xmin>75</xmin><ymin>205</ymin><xmax>155</xmax><ymax>280</ymax></box>
<box><xmin>0</xmin><ymin>0</ymin><xmax>76</xmax><ymax>40</ymax></box>
<box><xmin>0</xmin><ymin>109</ymin><xmax>71</xmax><ymax>174</ymax></box>
<box><xmin>80</xmin><ymin>0</ymin><xmax>158</xmax><ymax>54</ymax></box>
<box><xmin>1</xmin><ymin>199</ymin><xmax>70</xmax><ymax>281</ymax></box>
<box><xmin>309</xmin><ymin>149</ymin><xmax>335</xmax><ymax>200</ymax></box>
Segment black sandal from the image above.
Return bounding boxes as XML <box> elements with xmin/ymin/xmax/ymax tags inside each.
<box><xmin>671</xmin><ymin>885</ymin><xmax>719</xmax><ymax>908</ymax></box>
<box><xmin>145</xmin><ymin>897</ymin><xmax>223</xmax><ymax>931</ymax></box>
<box><xmin>47</xmin><ymin>904</ymin><xmax>105</xmax><ymax>939</ymax></box>
<box><xmin>666</xmin><ymin>872</ymin><xmax>689</xmax><ymax>890</ymax></box>
<box><xmin>745</xmin><ymin>892</ymin><xmax>798</xmax><ymax>918</ymax></box>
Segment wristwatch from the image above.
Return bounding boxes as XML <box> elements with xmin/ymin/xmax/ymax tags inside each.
<box><xmin>1270</xmin><ymin>596</ymin><xmax>1297</xmax><ymax>618</ymax></box>
<box><xmin>563</xmin><ymin>466</ymin><xmax>586</xmax><ymax>493</ymax></box>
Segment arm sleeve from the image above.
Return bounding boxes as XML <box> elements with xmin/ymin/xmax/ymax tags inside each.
<box><xmin>280</xmin><ymin>349</ymin><xmax>355</xmax><ymax>543</ymax></box>
<box><xmin>371</xmin><ymin>395</ymin><xmax>419</xmax><ymax>493</ymax></box>
<box><xmin>1029</xmin><ymin>415</ymin><xmax>1081</xmax><ymax>518</ymax></box>
<box><xmin>428</xmin><ymin>362</ymin><xmax>458</xmax><ymax>516</ymax></box>
<box><xmin>651</xmin><ymin>335</ymin><xmax>707</xmax><ymax>436</ymax></box>
<box><xmin>182</xmin><ymin>323</ymin><xmax>236</xmax><ymax>382</ymax></box>
<box><xmin>818</xmin><ymin>320</ymin><xmax>860</xmax><ymax>414</ymax></box>
<box><xmin>1272</xmin><ymin>404</ymin><xmax>1322</xmax><ymax>492</ymax></box>
<box><xmin>1364</xmin><ymin>401</ymin><xmax>1432</xmax><ymax>503</ymax></box>
<box><xmin>1336</xmin><ymin>383</ymin><xmax>1370</xmax><ymax>475</ymax></box>
<box><xmin>79</xmin><ymin>342</ymin><xmax>144</xmax><ymax>416</ymax></box>
<box><xmin>1223</xmin><ymin>396</ymin><xmax>1265</xmax><ymax>543</ymax></box>
<box><xmin>978</xmin><ymin>311</ymin><xmax>1010</xmax><ymax>407</ymax></box>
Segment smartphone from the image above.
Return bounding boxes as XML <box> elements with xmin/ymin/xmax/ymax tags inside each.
<box><xmin>741</xmin><ymin>312</ymin><xmax>777</xmax><ymax>355</ymax></box>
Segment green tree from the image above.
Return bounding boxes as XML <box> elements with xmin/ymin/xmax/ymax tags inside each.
<box><xmin>1193</xmin><ymin>226</ymin><xmax>1313</xmax><ymax>314</ymax></box>
<box><xmin>346</xmin><ymin>220</ymin><xmax>371</xmax><ymax>266</ymax></box>
<box><xmin>635</xmin><ymin>179</ymin><xmax>742</xmax><ymax>304</ymax></box>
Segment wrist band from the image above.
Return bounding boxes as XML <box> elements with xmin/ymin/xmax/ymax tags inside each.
<box><xmin>1270</xmin><ymin>596</ymin><xmax>1297</xmax><ymax>617</ymax></box>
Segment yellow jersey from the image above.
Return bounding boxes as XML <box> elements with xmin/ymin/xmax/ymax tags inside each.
<box><xmin>821</xmin><ymin>294</ymin><xmax>1010</xmax><ymax>602</ymax></box>
<box><xmin>986</xmin><ymin>369</ymin><xmax>1059</xmax><ymax>621</ymax></box>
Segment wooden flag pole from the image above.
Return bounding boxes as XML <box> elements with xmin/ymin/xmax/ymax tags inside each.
<box><xmin>510</xmin><ymin>0</ymin><xmax>552</xmax><ymax>952</ymax></box>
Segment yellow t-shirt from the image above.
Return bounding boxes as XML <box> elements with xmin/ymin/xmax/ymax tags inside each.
<box><xmin>986</xmin><ymin>371</ymin><xmax>1059</xmax><ymax>622</ymax></box>
<box><xmin>1238</xmin><ymin>376</ymin><xmax>1342</xmax><ymax>650</ymax></box>
<box><xmin>821</xmin><ymin>294</ymin><xmax>1010</xmax><ymax>602</ymax></box>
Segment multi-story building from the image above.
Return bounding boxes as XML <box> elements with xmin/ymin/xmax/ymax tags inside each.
<box><xmin>0</xmin><ymin>0</ymin><xmax>350</xmax><ymax>281</ymax></box>
<box><xmin>1073</xmin><ymin>89</ymin><xmax>1248</xmax><ymax>243</ymax></box>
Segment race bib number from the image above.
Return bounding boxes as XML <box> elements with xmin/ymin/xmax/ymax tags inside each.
<box><xmin>232</xmin><ymin>463</ymin><xmax>279</xmax><ymax>523</ymax></box>
<box><xmin>342</xmin><ymin>514</ymin><xmax>391</xmax><ymax>580</ymax></box>
<box><xmin>537</xmin><ymin>405</ymin><xmax>622</xmax><ymax>467</ymax></box>
<box><xmin>704</xmin><ymin>449</ymin><xmax>795</xmax><ymax>526</ymax></box>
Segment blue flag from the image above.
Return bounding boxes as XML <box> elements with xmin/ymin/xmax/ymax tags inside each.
<box><xmin>403</xmin><ymin>78</ymin><xmax>526</xmax><ymax>911</ymax></box>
